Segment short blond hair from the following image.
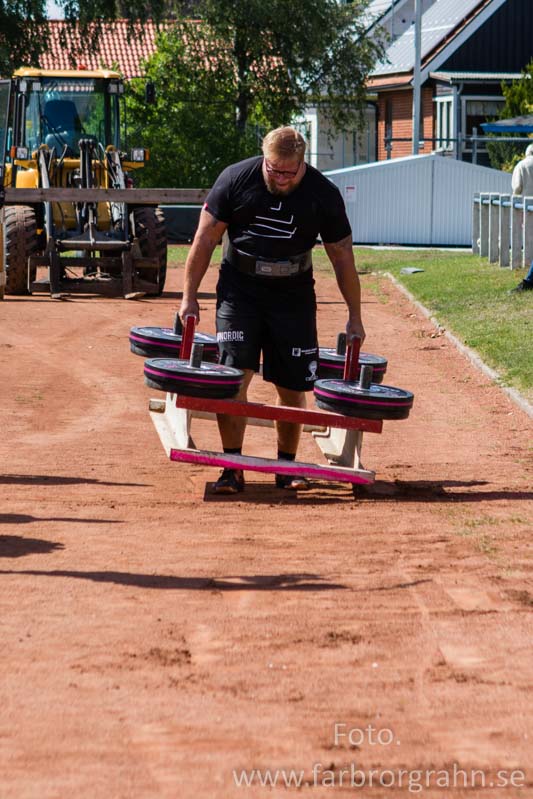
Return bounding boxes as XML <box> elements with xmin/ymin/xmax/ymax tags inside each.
<box><xmin>262</xmin><ymin>126</ymin><xmax>306</xmax><ymax>161</ymax></box>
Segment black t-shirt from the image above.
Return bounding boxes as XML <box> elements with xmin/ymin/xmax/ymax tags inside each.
<box><xmin>205</xmin><ymin>155</ymin><xmax>351</xmax><ymax>260</ymax></box>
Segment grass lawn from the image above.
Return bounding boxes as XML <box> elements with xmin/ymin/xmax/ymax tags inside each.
<box><xmin>167</xmin><ymin>244</ymin><xmax>532</xmax><ymax>403</ymax></box>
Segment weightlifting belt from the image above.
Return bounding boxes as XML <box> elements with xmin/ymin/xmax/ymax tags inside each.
<box><xmin>227</xmin><ymin>242</ymin><xmax>312</xmax><ymax>277</ymax></box>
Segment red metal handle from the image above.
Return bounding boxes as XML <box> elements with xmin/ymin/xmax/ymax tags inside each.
<box><xmin>343</xmin><ymin>335</ymin><xmax>361</xmax><ymax>381</ymax></box>
<box><xmin>179</xmin><ymin>315</ymin><xmax>196</xmax><ymax>360</ymax></box>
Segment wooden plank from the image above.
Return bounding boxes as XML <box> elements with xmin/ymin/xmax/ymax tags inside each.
<box><xmin>169</xmin><ymin>448</ymin><xmax>375</xmax><ymax>485</ymax></box>
<box><xmin>313</xmin><ymin>427</ymin><xmax>363</xmax><ymax>469</ymax></box>
<box><xmin>173</xmin><ymin>394</ymin><xmax>383</xmax><ymax>434</ymax></box>
<box><xmin>4</xmin><ymin>187</ymin><xmax>209</xmax><ymax>205</ymax></box>
<box><xmin>149</xmin><ymin>395</ymin><xmax>195</xmax><ymax>452</ymax></box>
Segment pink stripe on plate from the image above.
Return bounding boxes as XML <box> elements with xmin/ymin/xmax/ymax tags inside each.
<box><xmin>131</xmin><ymin>334</ymin><xmax>179</xmax><ymax>348</ymax></box>
<box><xmin>319</xmin><ymin>362</ymin><xmax>384</xmax><ymax>372</ymax></box>
<box><xmin>145</xmin><ymin>366</ymin><xmax>241</xmax><ymax>386</ymax></box>
<box><xmin>132</xmin><ymin>333</ymin><xmax>217</xmax><ymax>350</ymax></box>
<box><xmin>315</xmin><ymin>388</ymin><xmax>410</xmax><ymax>407</ymax></box>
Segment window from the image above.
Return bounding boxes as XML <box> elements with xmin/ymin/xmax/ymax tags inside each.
<box><xmin>434</xmin><ymin>96</ymin><xmax>453</xmax><ymax>150</ymax></box>
<box><xmin>462</xmin><ymin>96</ymin><xmax>505</xmax><ymax>152</ymax></box>
<box><xmin>25</xmin><ymin>78</ymin><xmax>119</xmax><ymax>155</ymax></box>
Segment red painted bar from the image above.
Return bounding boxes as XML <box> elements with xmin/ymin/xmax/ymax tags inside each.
<box><xmin>180</xmin><ymin>315</ymin><xmax>196</xmax><ymax>360</ymax></box>
<box><xmin>173</xmin><ymin>394</ymin><xmax>383</xmax><ymax>434</ymax></box>
<box><xmin>344</xmin><ymin>336</ymin><xmax>361</xmax><ymax>381</ymax></box>
<box><xmin>170</xmin><ymin>449</ymin><xmax>374</xmax><ymax>485</ymax></box>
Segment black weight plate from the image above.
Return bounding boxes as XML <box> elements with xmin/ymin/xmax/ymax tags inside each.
<box><xmin>144</xmin><ymin>358</ymin><xmax>244</xmax><ymax>398</ymax></box>
<box><xmin>130</xmin><ymin>326</ymin><xmax>219</xmax><ymax>361</ymax></box>
<box><xmin>318</xmin><ymin>349</ymin><xmax>387</xmax><ymax>383</ymax></box>
<box><xmin>314</xmin><ymin>379</ymin><xmax>414</xmax><ymax>420</ymax></box>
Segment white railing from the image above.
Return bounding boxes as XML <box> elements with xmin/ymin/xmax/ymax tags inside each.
<box><xmin>472</xmin><ymin>192</ymin><xmax>533</xmax><ymax>269</ymax></box>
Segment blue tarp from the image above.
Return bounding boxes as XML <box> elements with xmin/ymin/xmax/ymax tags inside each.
<box><xmin>482</xmin><ymin>114</ymin><xmax>533</xmax><ymax>133</ymax></box>
<box><xmin>160</xmin><ymin>205</ymin><xmax>202</xmax><ymax>243</ymax></box>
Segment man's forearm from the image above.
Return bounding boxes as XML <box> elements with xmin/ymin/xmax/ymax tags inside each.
<box><xmin>182</xmin><ymin>237</ymin><xmax>215</xmax><ymax>302</ymax></box>
<box><xmin>324</xmin><ymin>237</ymin><xmax>362</xmax><ymax>317</ymax></box>
<box><xmin>180</xmin><ymin>210</ymin><xmax>227</xmax><ymax>320</ymax></box>
<box><xmin>334</xmin><ymin>260</ymin><xmax>363</xmax><ymax>318</ymax></box>
<box><xmin>324</xmin><ymin>236</ymin><xmax>365</xmax><ymax>341</ymax></box>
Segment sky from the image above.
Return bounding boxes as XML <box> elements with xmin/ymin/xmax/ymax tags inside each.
<box><xmin>46</xmin><ymin>0</ymin><xmax>64</xmax><ymax>19</ymax></box>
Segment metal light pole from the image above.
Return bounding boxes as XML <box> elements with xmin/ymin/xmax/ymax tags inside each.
<box><xmin>412</xmin><ymin>0</ymin><xmax>422</xmax><ymax>154</ymax></box>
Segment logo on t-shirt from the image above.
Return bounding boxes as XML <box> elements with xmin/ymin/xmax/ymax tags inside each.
<box><xmin>245</xmin><ymin>201</ymin><xmax>297</xmax><ymax>240</ymax></box>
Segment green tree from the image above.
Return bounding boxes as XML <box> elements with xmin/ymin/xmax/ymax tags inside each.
<box><xmin>487</xmin><ymin>60</ymin><xmax>533</xmax><ymax>171</ymax></box>
<box><xmin>0</xmin><ymin>0</ymin><xmax>168</xmax><ymax>76</ymax></box>
<box><xmin>126</xmin><ymin>0</ymin><xmax>385</xmax><ymax>187</ymax></box>
<box><xmin>0</xmin><ymin>2</ymin><xmax>47</xmax><ymax>75</ymax></box>
<box><xmin>126</xmin><ymin>26</ymin><xmax>265</xmax><ymax>188</ymax></box>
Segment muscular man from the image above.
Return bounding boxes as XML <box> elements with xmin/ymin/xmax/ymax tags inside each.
<box><xmin>180</xmin><ymin>126</ymin><xmax>365</xmax><ymax>494</ymax></box>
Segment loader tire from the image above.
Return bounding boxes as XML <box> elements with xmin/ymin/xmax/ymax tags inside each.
<box><xmin>132</xmin><ymin>206</ymin><xmax>167</xmax><ymax>296</ymax></box>
<box><xmin>4</xmin><ymin>206</ymin><xmax>38</xmax><ymax>296</ymax></box>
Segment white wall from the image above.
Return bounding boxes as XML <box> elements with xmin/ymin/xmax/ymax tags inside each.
<box><xmin>303</xmin><ymin>105</ymin><xmax>377</xmax><ymax>172</ymax></box>
<box><xmin>326</xmin><ymin>153</ymin><xmax>512</xmax><ymax>245</ymax></box>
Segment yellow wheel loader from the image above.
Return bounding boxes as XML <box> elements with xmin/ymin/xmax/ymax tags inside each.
<box><xmin>0</xmin><ymin>68</ymin><xmax>167</xmax><ymax>298</ymax></box>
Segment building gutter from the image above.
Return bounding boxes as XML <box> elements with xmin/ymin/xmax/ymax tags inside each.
<box><xmin>420</xmin><ymin>0</ymin><xmax>507</xmax><ymax>83</ymax></box>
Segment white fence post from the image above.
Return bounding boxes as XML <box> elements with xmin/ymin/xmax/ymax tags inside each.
<box><xmin>488</xmin><ymin>193</ymin><xmax>499</xmax><ymax>263</ymax></box>
<box><xmin>475</xmin><ymin>191</ymin><xmax>532</xmax><ymax>269</ymax></box>
<box><xmin>498</xmin><ymin>194</ymin><xmax>510</xmax><ymax>267</ymax></box>
<box><xmin>511</xmin><ymin>196</ymin><xmax>523</xmax><ymax>269</ymax></box>
<box><xmin>472</xmin><ymin>193</ymin><xmax>480</xmax><ymax>254</ymax></box>
<box><xmin>523</xmin><ymin>196</ymin><xmax>533</xmax><ymax>269</ymax></box>
<box><xmin>479</xmin><ymin>193</ymin><xmax>490</xmax><ymax>258</ymax></box>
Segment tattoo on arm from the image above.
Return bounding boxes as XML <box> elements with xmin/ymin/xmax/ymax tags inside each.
<box><xmin>325</xmin><ymin>235</ymin><xmax>354</xmax><ymax>261</ymax></box>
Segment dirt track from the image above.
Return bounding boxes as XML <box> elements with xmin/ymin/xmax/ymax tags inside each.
<box><xmin>1</xmin><ymin>260</ymin><xmax>532</xmax><ymax>798</ymax></box>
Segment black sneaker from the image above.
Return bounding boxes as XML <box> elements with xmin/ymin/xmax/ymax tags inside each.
<box><xmin>212</xmin><ymin>468</ymin><xmax>245</xmax><ymax>495</ymax></box>
<box><xmin>275</xmin><ymin>473</ymin><xmax>310</xmax><ymax>490</ymax></box>
<box><xmin>509</xmin><ymin>279</ymin><xmax>533</xmax><ymax>293</ymax></box>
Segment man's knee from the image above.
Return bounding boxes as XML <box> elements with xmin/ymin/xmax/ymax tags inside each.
<box><xmin>275</xmin><ymin>385</ymin><xmax>307</xmax><ymax>408</ymax></box>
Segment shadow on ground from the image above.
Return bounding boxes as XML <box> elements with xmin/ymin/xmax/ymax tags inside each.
<box><xmin>202</xmin><ymin>478</ymin><xmax>532</xmax><ymax>504</ymax></box>
<box><xmin>0</xmin><ymin>536</ymin><xmax>65</xmax><ymax>558</ymax></box>
<box><xmin>0</xmin><ymin>569</ymin><xmax>347</xmax><ymax>591</ymax></box>
<box><xmin>0</xmin><ymin>473</ymin><xmax>148</xmax><ymax>487</ymax></box>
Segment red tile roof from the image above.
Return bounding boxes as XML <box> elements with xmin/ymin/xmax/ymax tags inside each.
<box><xmin>39</xmin><ymin>20</ymin><xmax>163</xmax><ymax>79</ymax></box>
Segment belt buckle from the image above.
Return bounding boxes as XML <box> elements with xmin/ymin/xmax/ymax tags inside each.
<box><xmin>255</xmin><ymin>261</ymin><xmax>274</xmax><ymax>275</ymax></box>
<box><xmin>256</xmin><ymin>259</ymin><xmax>293</xmax><ymax>277</ymax></box>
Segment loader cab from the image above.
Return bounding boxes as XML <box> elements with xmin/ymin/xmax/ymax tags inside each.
<box><xmin>10</xmin><ymin>69</ymin><xmax>123</xmax><ymax>160</ymax></box>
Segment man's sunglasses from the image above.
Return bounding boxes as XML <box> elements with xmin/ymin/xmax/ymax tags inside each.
<box><xmin>264</xmin><ymin>159</ymin><xmax>301</xmax><ymax>178</ymax></box>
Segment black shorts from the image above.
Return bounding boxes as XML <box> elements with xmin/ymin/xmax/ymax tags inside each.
<box><xmin>215</xmin><ymin>261</ymin><xmax>318</xmax><ymax>392</ymax></box>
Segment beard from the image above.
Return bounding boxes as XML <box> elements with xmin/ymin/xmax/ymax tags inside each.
<box><xmin>265</xmin><ymin>176</ymin><xmax>294</xmax><ymax>196</ymax></box>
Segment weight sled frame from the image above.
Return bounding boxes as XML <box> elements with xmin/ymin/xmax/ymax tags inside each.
<box><xmin>148</xmin><ymin>392</ymin><xmax>382</xmax><ymax>487</ymax></box>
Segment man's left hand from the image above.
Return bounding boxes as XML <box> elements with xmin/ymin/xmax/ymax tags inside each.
<box><xmin>347</xmin><ymin>316</ymin><xmax>366</xmax><ymax>344</ymax></box>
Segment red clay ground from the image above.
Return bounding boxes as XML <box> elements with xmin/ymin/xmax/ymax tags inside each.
<box><xmin>1</xmin><ymin>258</ymin><xmax>532</xmax><ymax>798</ymax></box>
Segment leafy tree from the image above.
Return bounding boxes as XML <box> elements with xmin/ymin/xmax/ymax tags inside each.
<box><xmin>125</xmin><ymin>27</ymin><xmax>265</xmax><ymax>188</ymax></box>
<box><xmin>0</xmin><ymin>2</ymin><xmax>47</xmax><ymax>75</ymax></box>
<box><xmin>126</xmin><ymin>0</ymin><xmax>385</xmax><ymax>187</ymax></box>
<box><xmin>0</xmin><ymin>0</ymin><xmax>168</xmax><ymax>76</ymax></box>
<box><xmin>487</xmin><ymin>60</ymin><xmax>533</xmax><ymax>171</ymax></box>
